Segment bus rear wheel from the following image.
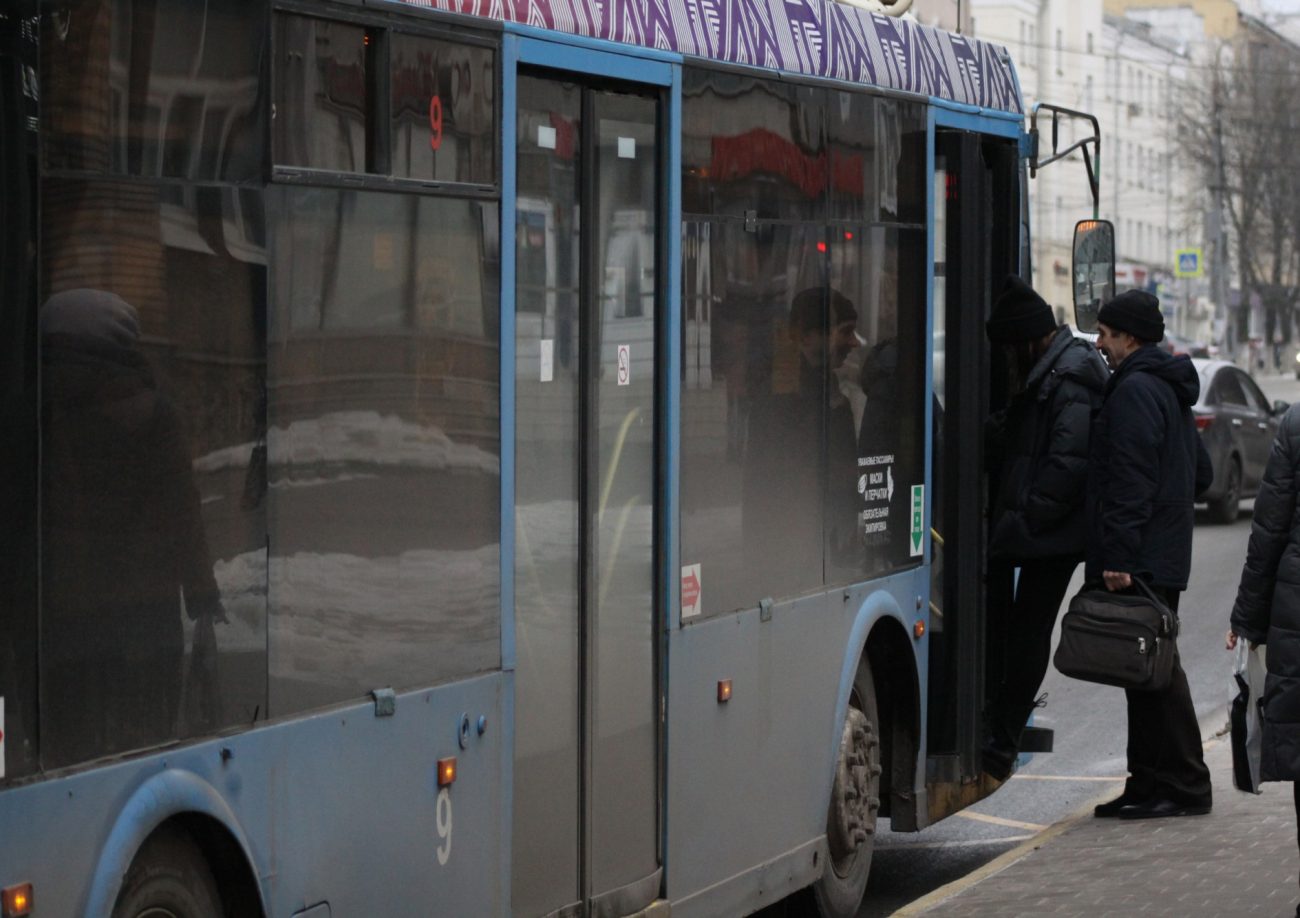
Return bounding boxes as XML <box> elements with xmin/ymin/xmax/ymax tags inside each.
<box><xmin>112</xmin><ymin>823</ymin><xmax>223</xmax><ymax>918</ymax></box>
<box><xmin>812</xmin><ymin>656</ymin><xmax>882</xmax><ymax>918</ymax></box>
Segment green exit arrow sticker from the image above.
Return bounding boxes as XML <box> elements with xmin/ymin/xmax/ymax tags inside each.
<box><xmin>910</xmin><ymin>485</ymin><xmax>924</xmax><ymax>557</ymax></box>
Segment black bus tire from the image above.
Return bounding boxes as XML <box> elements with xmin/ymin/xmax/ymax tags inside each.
<box><xmin>112</xmin><ymin>823</ymin><xmax>223</xmax><ymax>918</ymax></box>
<box><xmin>811</xmin><ymin>655</ymin><xmax>882</xmax><ymax>918</ymax></box>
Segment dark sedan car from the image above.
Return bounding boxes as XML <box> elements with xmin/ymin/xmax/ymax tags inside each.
<box><xmin>1193</xmin><ymin>359</ymin><xmax>1288</xmax><ymax>523</ymax></box>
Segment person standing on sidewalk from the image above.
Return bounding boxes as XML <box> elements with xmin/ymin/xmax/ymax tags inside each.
<box><xmin>1086</xmin><ymin>290</ymin><xmax>1213</xmax><ymax>820</ymax></box>
<box><xmin>1227</xmin><ymin>401</ymin><xmax>1300</xmax><ymax>914</ymax></box>
<box><xmin>981</xmin><ymin>276</ymin><xmax>1108</xmax><ymax>781</ymax></box>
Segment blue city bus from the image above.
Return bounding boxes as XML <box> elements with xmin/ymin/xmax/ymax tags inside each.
<box><xmin>0</xmin><ymin>0</ymin><xmax>1100</xmax><ymax>915</ymax></box>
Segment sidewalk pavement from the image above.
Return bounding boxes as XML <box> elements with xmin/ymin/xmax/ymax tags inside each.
<box><xmin>909</xmin><ymin>735</ymin><xmax>1300</xmax><ymax>916</ymax></box>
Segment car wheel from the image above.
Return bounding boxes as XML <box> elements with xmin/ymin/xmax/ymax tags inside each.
<box><xmin>810</xmin><ymin>656</ymin><xmax>881</xmax><ymax>918</ymax></box>
<box><xmin>1208</xmin><ymin>457</ymin><xmax>1242</xmax><ymax>525</ymax></box>
<box><xmin>112</xmin><ymin>824</ymin><xmax>223</xmax><ymax>918</ymax></box>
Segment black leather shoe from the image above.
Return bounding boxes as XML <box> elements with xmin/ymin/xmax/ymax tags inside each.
<box><xmin>1118</xmin><ymin>798</ymin><xmax>1211</xmax><ymax>820</ymax></box>
<box><xmin>1094</xmin><ymin>792</ymin><xmax>1145</xmax><ymax>818</ymax></box>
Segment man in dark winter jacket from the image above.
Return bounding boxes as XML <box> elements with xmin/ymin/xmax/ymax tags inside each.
<box><xmin>981</xmin><ymin>276</ymin><xmax>1108</xmax><ymax>780</ymax></box>
<box><xmin>1086</xmin><ymin>289</ymin><xmax>1213</xmax><ymax>820</ymax></box>
<box><xmin>1228</xmin><ymin>402</ymin><xmax>1300</xmax><ymax>914</ymax></box>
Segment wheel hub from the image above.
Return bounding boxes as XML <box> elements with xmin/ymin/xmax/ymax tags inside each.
<box><xmin>827</xmin><ymin>706</ymin><xmax>881</xmax><ymax>863</ymax></box>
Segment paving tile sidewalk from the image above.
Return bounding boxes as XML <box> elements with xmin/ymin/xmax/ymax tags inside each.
<box><xmin>917</xmin><ymin>737</ymin><xmax>1300</xmax><ymax>916</ymax></box>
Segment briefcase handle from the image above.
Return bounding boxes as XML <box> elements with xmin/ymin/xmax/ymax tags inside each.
<box><xmin>1080</xmin><ymin>577</ymin><xmax>1177</xmax><ymax>636</ymax></box>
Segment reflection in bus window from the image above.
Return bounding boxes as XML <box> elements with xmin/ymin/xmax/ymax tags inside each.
<box><xmin>268</xmin><ymin>187</ymin><xmax>501</xmax><ymax>715</ymax></box>
<box><xmin>43</xmin><ymin>0</ymin><xmax>264</xmax><ymax>182</ymax></box>
<box><xmin>38</xmin><ymin>178</ymin><xmax>269</xmax><ymax>768</ymax></box>
<box><xmin>390</xmin><ymin>34</ymin><xmax>495</xmax><ymax>184</ymax></box>
<box><xmin>680</xmin><ymin>68</ymin><xmax>927</xmax><ymax>618</ymax></box>
<box><xmin>273</xmin><ymin>14</ymin><xmax>368</xmax><ymax>173</ymax></box>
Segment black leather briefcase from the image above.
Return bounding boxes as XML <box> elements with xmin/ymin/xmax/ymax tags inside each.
<box><xmin>1053</xmin><ymin>579</ymin><xmax>1177</xmax><ymax>692</ymax></box>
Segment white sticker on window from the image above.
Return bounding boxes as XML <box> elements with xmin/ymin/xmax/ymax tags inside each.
<box><xmin>537</xmin><ymin>125</ymin><xmax>557</xmax><ymax>150</ymax></box>
<box><xmin>540</xmin><ymin>338</ymin><xmax>554</xmax><ymax>383</ymax></box>
<box><xmin>617</xmin><ymin>344</ymin><xmax>631</xmax><ymax>386</ymax></box>
<box><xmin>618</xmin><ymin>136</ymin><xmax>635</xmax><ymax>159</ymax></box>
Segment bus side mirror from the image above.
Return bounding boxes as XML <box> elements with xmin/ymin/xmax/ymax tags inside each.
<box><xmin>1071</xmin><ymin>219</ymin><xmax>1115</xmax><ymax>334</ymax></box>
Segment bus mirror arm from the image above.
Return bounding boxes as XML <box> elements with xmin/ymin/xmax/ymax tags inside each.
<box><xmin>1028</xmin><ymin>102</ymin><xmax>1102</xmax><ymax>218</ymax></box>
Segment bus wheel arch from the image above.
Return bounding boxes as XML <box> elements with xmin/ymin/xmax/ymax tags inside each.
<box><xmin>87</xmin><ymin>769</ymin><xmax>266</xmax><ymax>918</ymax></box>
<box><xmin>864</xmin><ymin>615</ymin><xmax>921</xmax><ymax>827</ymax></box>
<box><xmin>111</xmin><ymin>819</ymin><xmax>224</xmax><ymax>918</ymax></box>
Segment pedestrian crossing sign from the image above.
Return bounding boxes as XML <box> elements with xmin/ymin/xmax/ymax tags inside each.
<box><xmin>1175</xmin><ymin>249</ymin><xmax>1202</xmax><ymax>278</ymax></box>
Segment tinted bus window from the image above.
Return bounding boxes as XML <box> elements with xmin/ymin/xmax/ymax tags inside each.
<box><xmin>825</xmin><ymin>225</ymin><xmax>928</xmax><ymax>584</ymax></box>
<box><xmin>273</xmin><ymin>15</ymin><xmax>368</xmax><ymax>173</ymax></box>
<box><xmin>42</xmin><ymin>0</ymin><xmax>264</xmax><ymax>182</ymax></box>
<box><xmin>680</xmin><ymin>69</ymin><xmax>927</xmax><ymax>617</ymax></box>
<box><xmin>268</xmin><ymin>187</ymin><xmax>501</xmax><ymax>714</ymax></box>
<box><xmin>681</xmin><ymin>70</ymin><xmax>824</xmax><ymax>222</ymax></box>
<box><xmin>39</xmin><ymin>178</ymin><xmax>269</xmax><ymax>769</ymax></box>
<box><xmin>680</xmin><ymin>220</ymin><xmax>828</xmax><ymax>615</ymax></box>
<box><xmin>828</xmin><ymin>93</ymin><xmax>926</xmax><ymax>223</ymax></box>
<box><xmin>390</xmin><ymin>33</ymin><xmax>495</xmax><ymax>184</ymax></box>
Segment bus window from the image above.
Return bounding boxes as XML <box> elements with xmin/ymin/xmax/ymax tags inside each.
<box><xmin>389</xmin><ymin>34</ymin><xmax>495</xmax><ymax>185</ymax></box>
<box><xmin>38</xmin><ymin>179</ymin><xmax>269</xmax><ymax>769</ymax></box>
<box><xmin>681</xmin><ymin>69</ymin><xmax>823</xmax><ymax>223</ymax></box>
<box><xmin>825</xmin><ymin>224</ymin><xmax>928</xmax><ymax>585</ymax></box>
<box><xmin>267</xmin><ymin>187</ymin><xmax>501</xmax><ymax>714</ymax></box>
<box><xmin>43</xmin><ymin>0</ymin><xmax>264</xmax><ymax>182</ymax></box>
<box><xmin>273</xmin><ymin>14</ymin><xmax>370</xmax><ymax>174</ymax></box>
<box><xmin>680</xmin><ymin>68</ymin><xmax>928</xmax><ymax>618</ymax></box>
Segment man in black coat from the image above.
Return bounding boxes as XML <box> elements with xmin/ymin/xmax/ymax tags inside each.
<box><xmin>1228</xmin><ymin>402</ymin><xmax>1300</xmax><ymax>913</ymax></box>
<box><xmin>1086</xmin><ymin>290</ymin><xmax>1213</xmax><ymax>819</ymax></box>
<box><xmin>981</xmin><ymin>276</ymin><xmax>1108</xmax><ymax>780</ymax></box>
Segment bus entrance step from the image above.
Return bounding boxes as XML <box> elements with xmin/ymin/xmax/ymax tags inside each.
<box><xmin>1019</xmin><ymin>726</ymin><xmax>1054</xmax><ymax>753</ymax></box>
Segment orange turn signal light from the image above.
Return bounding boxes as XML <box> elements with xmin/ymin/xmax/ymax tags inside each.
<box><xmin>913</xmin><ymin>620</ymin><xmax>926</xmax><ymax>640</ymax></box>
<box><xmin>437</xmin><ymin>757</ymin><xmax>457</xmax><ymax>787</ymax></box>
<box><xmin>717</xmin><ymin>679</ymin><xmax>732</xmax><ymax>703</ymax></box>
<box><xmin>2</xmin><ymin>883</ymin><xmax>32</xmax><ymax>918</ymax></box>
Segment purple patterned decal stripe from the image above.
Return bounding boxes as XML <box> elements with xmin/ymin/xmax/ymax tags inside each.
<box><xmin>392</xmin><ymin>0</ymin><xmax>1022</xmax><ymax>114</ymax></box>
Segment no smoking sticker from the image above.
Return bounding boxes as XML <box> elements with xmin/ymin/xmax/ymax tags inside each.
<box><xmin>617</xmin><ymin>345</ymin><xmax>631</xmax><ymax>386</ymax></box>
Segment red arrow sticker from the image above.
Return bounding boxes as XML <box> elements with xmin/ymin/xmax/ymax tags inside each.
<box><xmin>681</xmin><ymin>564</ymin><xmax>702</xmax><ymax>619</ymax></box>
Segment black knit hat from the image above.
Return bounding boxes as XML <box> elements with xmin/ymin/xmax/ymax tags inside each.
<box><xmin>986</xmin><ymin>275</ymin><xmax>1055</xmax><ymax>343</ymax></box>
<box><xmin>1098</xmin><ymin>290</ymin><xmax>1164</xmax><ymax>344</ymax></box>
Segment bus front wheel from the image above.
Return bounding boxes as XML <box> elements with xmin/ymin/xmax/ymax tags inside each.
<box><xmin>112</xmin><ymin>823</ymin><xmax>223</xmax><ymax>918</ymax></box>
<box><xmin>812</xmin><ymin>656</ymin><xmax>882</xmax><ymax>918</ymax></box>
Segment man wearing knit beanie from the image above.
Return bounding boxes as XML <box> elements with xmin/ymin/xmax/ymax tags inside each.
<box><xmin>980</xmin><ymin>275</ymin><xmax>1108</xmax><ymax>782</ymax></box>
<box><xmin>1085</xmin><ymin>289</ymin><xmax>1215</xmax><ymax>819</ymax></box>
<box><xmin>1096</xmin><ymin>289</ymin><xmax>1164</xmax><ymax>347</ymax></box>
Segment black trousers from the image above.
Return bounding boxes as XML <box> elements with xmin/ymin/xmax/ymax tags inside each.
<box><xmin>986</xmin><ymin>556</ymin><xmax>1079</xmax><ymax>758</ymax></box>
<box><xmin>1122</xmin><ymin>589</ymin><xmax>1213</xmax><ymax>806</ymax></box>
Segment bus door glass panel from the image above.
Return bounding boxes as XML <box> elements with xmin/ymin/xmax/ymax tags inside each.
<box><xmin>514</xmin><ymin>72</ymin><xmax>660</xmax><ymax>917</ymax></box>
<box><xmin>514</xmin><ymin>75</ymin><xmax>582</xmax><ymax>916</ymax></box>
